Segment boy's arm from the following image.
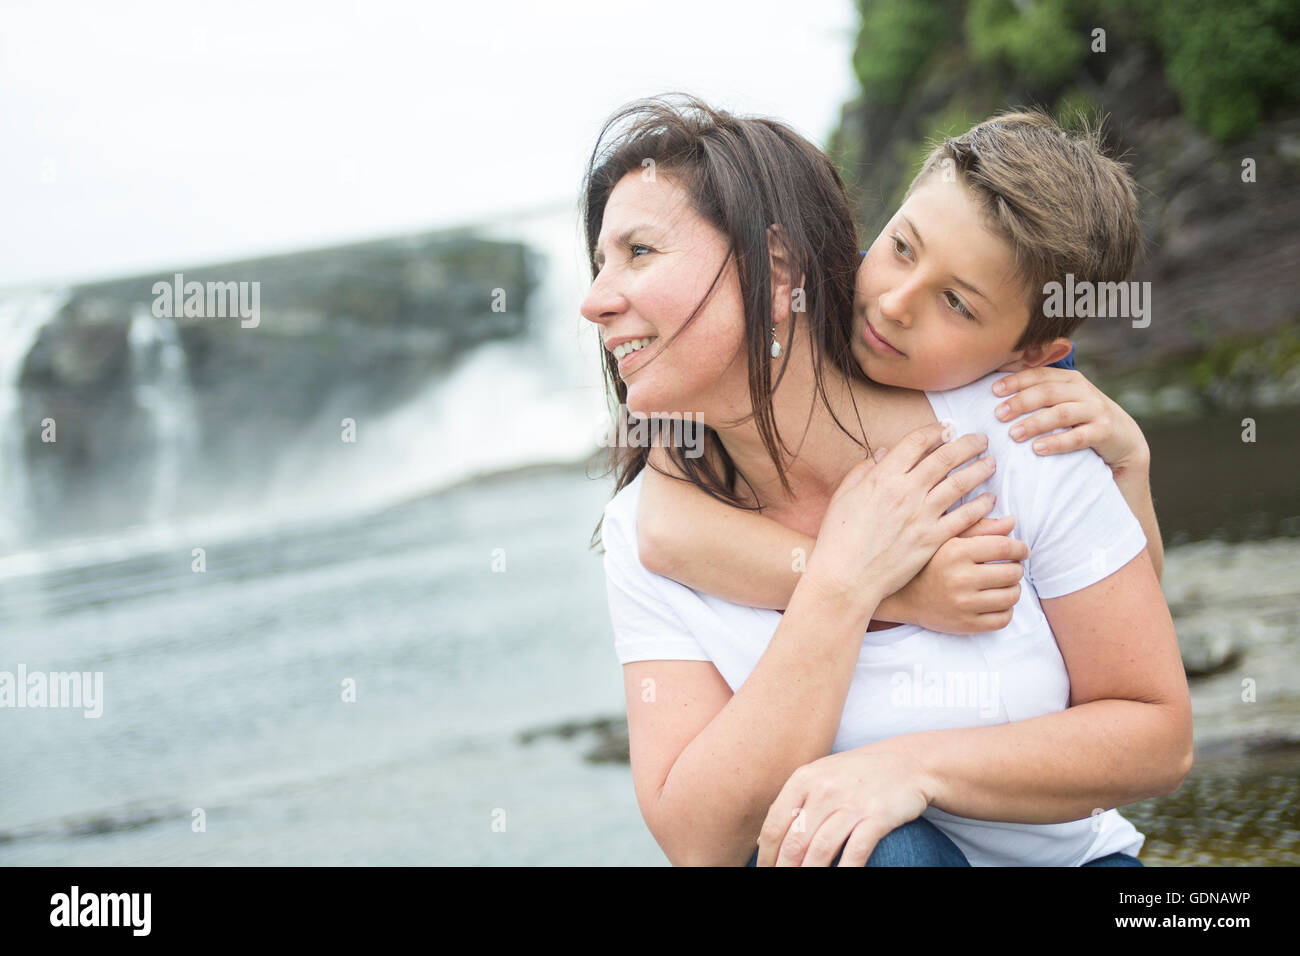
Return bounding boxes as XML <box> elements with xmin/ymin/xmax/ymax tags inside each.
<box><xmin>1111</xmin><ymin>454</ymin><xmax>1164</xmax><ymax>581</ymax></box>
<box><xmin>636</xmin><ymin>448</ymin><xmax>912</xmax><ymax>623</ymax></box>
<box><xmin>993</xmin><ymin>368</ymin><xmax>1165</xmax><ymax>581</ymax></box>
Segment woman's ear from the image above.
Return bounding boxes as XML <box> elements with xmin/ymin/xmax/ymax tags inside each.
<box><xmin>767</xmin><ymin>223</ymin><xmax>803</xmax><ymax>324</ymax></box>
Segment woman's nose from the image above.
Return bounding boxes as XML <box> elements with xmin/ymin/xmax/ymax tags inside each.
<box><xmin>579</xmin><ymin>269</ymin><xmax>627</xmax><ymax>326</ymax></box>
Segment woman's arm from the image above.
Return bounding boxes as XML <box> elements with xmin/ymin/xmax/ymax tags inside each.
<box><xmin>754</xmin><ymin>548</ymin><xmax>1192</xmax><ymax>865</ymax></box>
<box><xmin>897</xmin><ymin>548</ymin><xmax>1191</xmax><ymax>817</ymax></box>
<box><xmin>624</xmin><ymin>573</ymin><xmax>881</xmax><ymax>867</ymax></box>
<box><xmin>639</xmin><ymin>446</ymin><xmax>1027</xmax><ymax>633</ymax></box>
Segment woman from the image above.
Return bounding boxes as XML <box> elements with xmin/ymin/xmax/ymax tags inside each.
<box><xmin>581</xmin><ymin>94</ymin><xmax>1192</xmax><ymax>867</ymax></box>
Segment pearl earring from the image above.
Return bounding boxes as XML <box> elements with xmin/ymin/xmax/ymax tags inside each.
<box><xmin>770</xmin><ymin>324</ymin><xmax>782</xmax><ymax>359</ymax></box>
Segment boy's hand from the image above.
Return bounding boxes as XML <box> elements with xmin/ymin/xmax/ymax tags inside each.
<box><xmin>992</xmin><ymin>368</ymin><xmax>1150</xmax><ymax>475</ymax></box>
<box><xmin>890</xmin><ymin>516</ymin><xmax>1028</xmax><ymax>634</ymax></box>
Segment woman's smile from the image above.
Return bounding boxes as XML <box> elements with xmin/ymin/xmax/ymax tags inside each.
<box><xmin>615</xmin><ymin>336</ymin><xmax>659</xmax><ymax>373</ymax></box>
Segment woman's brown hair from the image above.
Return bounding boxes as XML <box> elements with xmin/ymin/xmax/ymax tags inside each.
<box><xmin>581</xmin><ymin>93</ymin><xmax>868</xmax><ymax>552</ymax></box>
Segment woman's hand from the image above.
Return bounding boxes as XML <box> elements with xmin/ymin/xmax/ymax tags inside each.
<box><xmin>993</xmin><ymin>368</ymin><xmax>1150</xmax><ymax>476</ymax></box>
<box><xmin>754</xmin><ymin>743</ymin><xmax>933</xmax><ymax>866</ymax></box>
<box><xmin>803</xmin><ymin>422</ymin><xmax>999</xmax><ymax>617</ymax></box>
<box><xmin>889</xmin><ymin>516</ymin><xmax>1028</xmax><ymax>633</ymax></box>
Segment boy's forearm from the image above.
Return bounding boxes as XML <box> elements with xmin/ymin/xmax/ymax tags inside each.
<box><xmin>648</xmin><ymin>521</ymin><xmax>914</xmax><ymax>623</ymax></box>
<box><xmin>652</xmin><ymin>573</ymin><xmax>884</xmax><ymax>866</ymax></box>
<box><xmin>1113</xmin><ymin>463</ymin><xmax>1163</xmax><ymax>580</ymax></box>
<box><xmin>643</xmin><ymin>516</ymin><xmax>807</xmax><ymax>609</ymax></box>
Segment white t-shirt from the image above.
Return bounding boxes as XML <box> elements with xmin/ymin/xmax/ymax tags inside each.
<box><xmin>601</xmin><ymin>371</ymin><xmax>1150</xmax><ymax>866</ymax></box>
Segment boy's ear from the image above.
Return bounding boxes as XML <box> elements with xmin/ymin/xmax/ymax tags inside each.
<box><xmin>998</xmin><ymin>336</ymin><xmax>1073</xmax><ymax>371</ymax></box>
<box><xmin>767</xmin><ymin>223</ymin><xmax>805</xmax><ymax>324</ymax></box>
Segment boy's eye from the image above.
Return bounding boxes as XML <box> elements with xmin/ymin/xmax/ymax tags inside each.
<box><xmin>945</xmin><ymin>291</ymin><xmax>974</xmax><ymax>320</ymax></box>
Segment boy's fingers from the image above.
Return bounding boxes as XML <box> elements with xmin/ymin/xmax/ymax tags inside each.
<box><xmin>965</xmin><ymin>534</ymin><xmax>1029</xmax><ymax>563</ymax></box>
<box><xmin>1031</xmin><ymin>427</ymin><xmax>1095</xmax><ymax>456</ymax></box>
<box><xmin>1010</xmin><ymin>402</ymin><xmax>1088</xmax><ymax>441</ymax></box>
<box><xmin>956</xmin><ymin>515</ymin><xmax>1016</xmax><ymax>538</ymax></box>
<box><xmin>992</xmin><ymin>368</ymin><xmax>1045</xmax><ymax>397</ymax></box>
<box><xmin>971</xmin><ymin>609</ymin><xmax>1015</xmax><ymax>632</ymax></box>
<box><xmin>994</xmin><ymin>382</ymin><xmax>1077</xmax><ymax>421</ymax></box>
<box><xmin>992</xmin><ymin>366</ymin><xmax>1072</xmax><ymax>398</ymax></box>
<box><xmin>973</xmin><ymin>561</ymin><xmax>1024</xmax><ymax>589</ymax></box>
<box><xmin>969</xmin><ymin>584</ymin><xmax>1022</xmax><ymax>613</ymax></box>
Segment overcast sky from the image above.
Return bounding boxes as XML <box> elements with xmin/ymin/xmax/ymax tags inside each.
<box><xmin>1</xmin><ymin>0</ymin><xmax>857</xmax><ymax>288</ymax></box>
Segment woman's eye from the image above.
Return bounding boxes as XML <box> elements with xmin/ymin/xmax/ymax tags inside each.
<box><xmin>945</xmin><ymin>291</ymin><xmax>973</xmax><ymax>319</ymax></box>
<box><xmin>891</xmin><ymin>235</ymin><xmax>912</xmax><ymax>259</ymax></box>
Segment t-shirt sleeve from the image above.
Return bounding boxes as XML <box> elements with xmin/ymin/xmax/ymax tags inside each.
<box><xmin>1021</xmin><ymin>445</ymin><xmax>1148</xmax><ymax>600</ymax></box>
<box><xmin>601</xmin><ymin>498</ymin><xmax>713</xmax><ymax>664</ymax></box>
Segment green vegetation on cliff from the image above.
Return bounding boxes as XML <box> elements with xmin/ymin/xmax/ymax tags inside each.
<box><xmin>850</xmin><ymin>0</ymin><xmax>1299</xmax><ymax>142</ymax></box>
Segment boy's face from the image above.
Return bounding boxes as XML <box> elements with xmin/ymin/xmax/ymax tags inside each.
<box><xmin>851</xmin><ymin>174</ymin><xmax>1058</xmax><ymax>392</ymax></box>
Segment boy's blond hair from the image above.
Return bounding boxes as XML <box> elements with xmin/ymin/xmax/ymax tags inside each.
<box><xmin>906</xmin><ymin>109</ymin><xmax>1141</xmax><ymax>349</ymax></box>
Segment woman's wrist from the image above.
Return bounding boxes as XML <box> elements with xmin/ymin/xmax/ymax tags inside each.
<box><xmin>800</xmin><ymin>569</ymin><xmax>886</xmax><ymax>628</ymax></box>
<box><xmin>860</xmin><ymin>736</ymin><xmax>943</xmax><ymax>808</ymax></box>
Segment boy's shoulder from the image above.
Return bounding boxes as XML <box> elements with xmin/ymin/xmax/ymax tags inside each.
<box><xmin>926</xmin><ymin>371</ymin><xmax>1098</xmax><ymax>477</ymax></box>
<box><xmin>926</xmin><ymin>371</ymin><xmax>1013</xmax><ymax>443</ymax></box>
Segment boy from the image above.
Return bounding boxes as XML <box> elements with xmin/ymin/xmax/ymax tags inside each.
<box><xmin>636</xmin><ymin>109</ymin><xmax>1159</xmax><ymax>634</ymax></box>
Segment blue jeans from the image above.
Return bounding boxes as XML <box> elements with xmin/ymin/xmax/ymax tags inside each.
<box><xmin>744</xmin><ymin>817</ymin><xmax>1143</xmax><ymax>866</ymax></box>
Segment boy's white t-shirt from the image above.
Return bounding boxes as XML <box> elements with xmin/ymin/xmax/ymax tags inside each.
<box><xmin>601</xmin><ymin>372</ymin><xmax>1150</xmax><ymax>867</ymax></box>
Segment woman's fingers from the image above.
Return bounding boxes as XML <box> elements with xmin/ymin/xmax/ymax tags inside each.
<box><xmin>798</xmin><ymin>810</ymin><xmax>858</xmax><ymax>867</ymax></box>
<box><xmin>935</xmin><ymin>491</ymin><xmax>997</xmax><ymax>539</ymax></box>
<box><xmin>835</xmin><ymin>819</ymin><xmax>888</xmax><ymax>868</ymax></box>
<box><xmin>829</xmin><ymin>449</ymin><xmax>881</xmax><ymax>498</ymax></box>
<box><xmin>875</xmin><ymin>421</ymin><xmax>961</xmax><ymax>475</ymax></box>
<box><xmin>908</xmin><ymin>433</ymin><xmax>991</xmax><ymax>495</ymax></box>
<box><xmin>927</xmin><ymin>455</ymin><xmax>998</xmax><ymax>518</ymax></box>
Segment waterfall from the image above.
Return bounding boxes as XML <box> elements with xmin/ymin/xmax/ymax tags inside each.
<box><xmin>127</xmin><ymin>304</ymin><xmax>199</xmax><ymax>526</ymax></box>
<box><xmin>0</xmin><ymin>289</ymin><xmax>70</xmax><ymax>550</ymax></box>
<box><xmin>258</xmin><ymin>204</ymin><xmax>607</xmax><ymax>518</ymax></box>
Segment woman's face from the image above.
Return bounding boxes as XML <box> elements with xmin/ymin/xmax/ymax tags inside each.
<box><xmin>580</xmin><ymin>169</ymin><xmax>750</xmax><ymax>422</ymax></box>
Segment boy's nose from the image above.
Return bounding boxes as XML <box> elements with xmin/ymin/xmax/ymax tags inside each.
<box><xmin>877</xmin><ymin>286</ymin><xmax>914</xmax><ymax>328</ymax></box>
